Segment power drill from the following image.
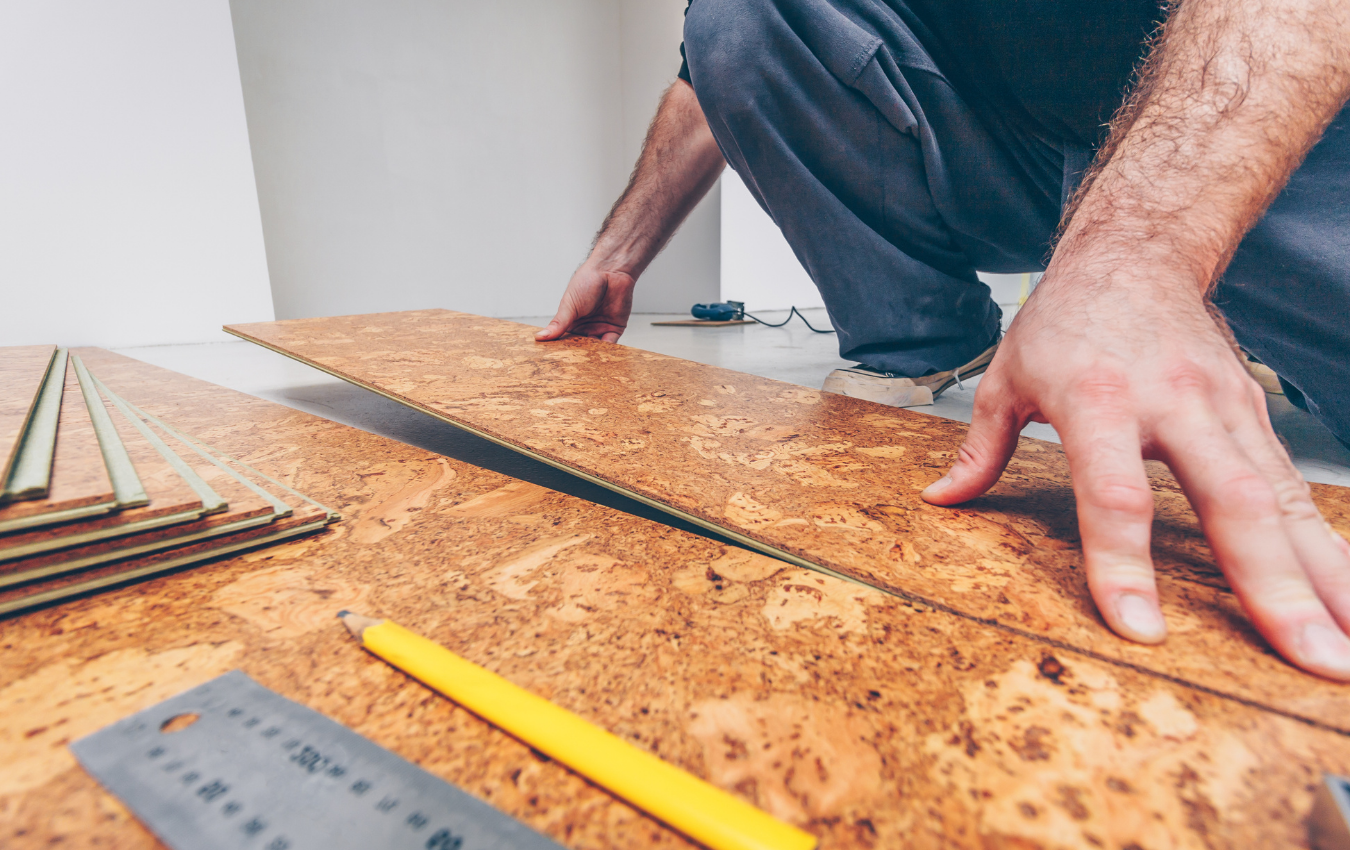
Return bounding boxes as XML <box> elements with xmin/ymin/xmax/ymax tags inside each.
<box><xmin>689</xmin><ymin>300</ymin><xmax>745</xmax><ymax>321</ymax></box>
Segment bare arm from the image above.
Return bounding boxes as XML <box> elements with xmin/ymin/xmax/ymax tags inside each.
<box><xmin>536</xmin><ymin>79</ymin><xmax>725</xmax><ymax>343</ymax></box>
<box><xmin>926</xmin><ymin>0</ymin><xmax>1350</xmax><ymax>678</ymax></box>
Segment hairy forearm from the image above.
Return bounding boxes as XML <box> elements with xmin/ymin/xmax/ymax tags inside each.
<box><xmin>1056</xmin><ymin>0</ymin><xmax>1350</xmax><ymax>291</ymax></box>
<box><xmin>589</xmin><ymin>79</ymin><xmax>725</xmax><ymax>278</ymax></box>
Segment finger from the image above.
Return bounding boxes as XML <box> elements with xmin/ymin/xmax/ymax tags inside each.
<box><xmin>534</xmin><ymin>321</ymin><xmax>567</xmax><ymax>341</ymax></box>
<box><xmin>1225</xmin><ymin>393</ymin><xmax>1350</xmax><ymax>641</ymax></box>
<box><xmin>922</xmin><ymin>373</ymin><xmax>1023</xmax><ymax>505</ymax></box>
<box><xmin>1158</xmin><ymin>410</ymin><xmax>1350</xmax><ymax>679</ymax></box>
<box><xmin>600</xmin><ymin>332</ymin><xmax>621</xmax><ymax>343</ymax></box>
<box><xmin>1058</xmin><ymin>412</ymin><xmax>1166</xmax><ymax>643</ymax></box>
<box><xmin>534</xmin><ymin>305</ymin><xmax>577</xmax><ymax>341</ymax></box>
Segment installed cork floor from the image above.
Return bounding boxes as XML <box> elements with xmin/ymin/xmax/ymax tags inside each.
<box><xmin>4</xmin><ymin>351</ymin><xmax>1349</xmax><ymax>849</ymax></box>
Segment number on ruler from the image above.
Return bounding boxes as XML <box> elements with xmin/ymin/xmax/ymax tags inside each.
<box><xmin>425</xmin><ymin>828</ymin><xmax>463</xmax><ymax>850</ymax></box>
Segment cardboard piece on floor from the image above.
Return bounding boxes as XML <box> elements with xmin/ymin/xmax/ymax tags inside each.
<box><xmin>0</xmin><ymin>346</ymin><xmax>58</xmax><ymax>497</ymax></box>
<box><xmin>3</xmin><ymin>347</ymin><xmax>1348</xmax><ymax>849</ymax></box>
<box><xmin>0</xmin><ymin>360</ymin><xmax>117</xmax><ymax>533</ymax></box>
<box><xmin>226</xmin><ymin>310</ymin><xmax>1350</xmax><ymax>731</ymax></box>
<box><xmin>650</xmin><ymin>319</ymin><xmax>754</xmax><ymax>326</ymax></box>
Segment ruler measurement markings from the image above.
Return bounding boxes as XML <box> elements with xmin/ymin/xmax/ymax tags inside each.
<box><xmin>72</xmin><ymin>671</ymin><xmax>561</xmax><ymax>850</ymax></box>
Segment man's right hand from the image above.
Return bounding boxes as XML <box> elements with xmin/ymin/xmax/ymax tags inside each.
<box><xmin>927</xmin><ymin>0</ymin><xmax>1350</xmax><ymax>678</ymax></box>
<box><xmin>534</xmin><ymin>263</ymin><xmax>635</xmax><ymax>343</ymax></box>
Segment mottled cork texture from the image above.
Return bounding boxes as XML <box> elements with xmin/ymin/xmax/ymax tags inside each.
<box><xmin>3</xmin><ymin>349</ymin><xmax>1349</xmax><ymax>849</ymax></box>
<box><xmin>226</xmin><ymin>310</ymin><xmax>1350</xmax><ymax>730</ymax></box>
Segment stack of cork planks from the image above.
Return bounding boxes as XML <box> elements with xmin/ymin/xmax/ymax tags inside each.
<box><xmin>226</xmin><ymin>309</ymin><xmax>1350</xmax><ymax>733</ymax></box>
<box><xmin>0</xmin><ymin>347</ymin><xmax>337</xmax><ymax>614</ymax></box>
<box><xmin>1</xmin><ymin>349</ymin><xmax>120</xmax><ymax>532</ymax></box>
<box><xmin>3</xmin><ymin>348</ymin><xmax>1349</xmax><ymax>849</ymax></box>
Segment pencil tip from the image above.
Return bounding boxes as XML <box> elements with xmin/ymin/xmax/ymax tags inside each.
<box><xmin>338</xmin><ymin>610</ymin><xmax>383</xmax><ymax>640</ymax></box>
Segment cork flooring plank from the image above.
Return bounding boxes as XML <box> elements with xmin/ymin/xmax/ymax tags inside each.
<box><xmin>2</xmin><ymin>349</ymin><xmax>1348</xmax><ymax>849</ymax></box>
<box><xmin>0</xmin><ymin>345</ymin><xmax>58</xmax><ymax>494</ymax></box>
<box><xmin>226</xmin><ymin>310</ymin><xmax>1350</xmax><ymax>731</ymax></box>
<box><xmin>0</xmin><ymin>359</ymin><xmax>116</xmax><ymax>533</ymax></box>
<box><xmin>3</xmin><ymin>350</ymin><xmax>68</xmax><ymax>502</ymax></box>
<box><xmin>72</xmin><ymin>351</ymin><xmax>148</xmax><ymax>508</ymax></box>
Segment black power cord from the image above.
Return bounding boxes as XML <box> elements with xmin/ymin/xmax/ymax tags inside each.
<box><xmin>690</xmin><ymin>301</ymin><xmax>835</xmax><ymax>333</ymax></box>
<box><xmin>741</xmin><ymin>306</ymin><xmax>834</xmax><ymax>333</ymax></box>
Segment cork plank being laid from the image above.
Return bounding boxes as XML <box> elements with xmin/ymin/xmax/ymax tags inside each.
<box><xmin>0</xmin><ymin>345</ymin><xmax>57</xmax><ymax>490</ymax></box>
<box><xmin>4</xmin><ymin>350</ymin><xmax>1350</xmax><ymax>849</ymax></box>
<box><xmin>225</xmin><ymin>310</ymin><xmax>1350</xmax><ymax>730</ymax></box>
<box><xmin>0</xmin><ymin>358</ymin><xmax>116</xmax><ymax>533</ymax></box>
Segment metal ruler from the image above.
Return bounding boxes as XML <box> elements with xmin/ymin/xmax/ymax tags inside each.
<box><xmin>71</xmin><ymin>670</ymin><xmax>564</xmax><ymax>850</ymax></box>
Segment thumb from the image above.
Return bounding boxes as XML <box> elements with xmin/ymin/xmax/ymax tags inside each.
<box><xmin>922</xmin><ymin>382</ymin><xmax>1022</xmax><ymax>505</ymax></box>
<box><xmin>534</xmin><ymin>303</ymin><xmax>577</xmax><ymax>341</ymax></box>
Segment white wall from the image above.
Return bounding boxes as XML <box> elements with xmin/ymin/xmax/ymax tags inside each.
<box><xmin>619</xmin><ymin>0</ymin><xmax>721</xmax><ymax>314</ymax></box>
<box><xmin>229</xmin><ymin>0</ymin><xmax>718</xmax><ymax>322</ymax></box>
<box><xmin>720</xmin><ymin>170</ymin><xmax>824</xmax><ymax>311</ymax></box>
<box><xmin>0</xmin><ymin>1</ymin><xmax>273</xmax><ymax>348</ymax></box>
<box><xmin>230</xmin><ymin>0</ymin><xmax>623</xmax><ymax>321</ymax></box>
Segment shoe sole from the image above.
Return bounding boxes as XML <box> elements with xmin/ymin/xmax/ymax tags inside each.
<box><xmin>821</xmin><ymin>372</ymin><xmax>934</xmax><ymax>407</ymax></box>
<box><xmin>927</xmin><ymin>359</ymin><xmax>994</xmax><ymax>398</ymax></box>
<box><xmin>821</xmin><ymin>343</ymin><xmax>999</xmax><ymax>408</ymax></box>
<box><xmin>1244</xmin><ymin>360</ymin><xmax>1285</xmax><ymax>395</ymax></box>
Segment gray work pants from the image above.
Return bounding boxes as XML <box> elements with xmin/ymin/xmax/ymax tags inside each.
<box><xmin>683</xmin><ymin>0</ymin><xmax>1350</xmax><ymax>445</ymax></box>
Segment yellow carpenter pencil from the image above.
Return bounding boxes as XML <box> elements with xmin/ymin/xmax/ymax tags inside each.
<box><xmin>338</xmin><ymin>611</ymin><xmax>816</xmax><ymax>850</ymax></box>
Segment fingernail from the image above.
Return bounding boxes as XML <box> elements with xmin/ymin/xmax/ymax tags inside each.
<box><xmin>922</xmin><ymin>475</ymin><xmax>952</xmax><ymax>497</ymax></box>
<box><xmin>1115</xmin><ymin>594</ymin><xmax>1166</xmax><ymax>643</ymax></box>
<box><xmin>1300</xmin><ymin>623</ymin><xmax>1350</xmax><ymax>675</ymax></box>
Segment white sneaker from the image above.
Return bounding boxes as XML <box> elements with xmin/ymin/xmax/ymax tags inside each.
<box><xmin>822</xmin><ymin>342</ymin><xmax>999</xmax><ymax>408</ymax></box>
<box><xmin>1241</xmin><ymin>350</ymin><xmax>1284</xmax><ymax>395</ymax></box>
